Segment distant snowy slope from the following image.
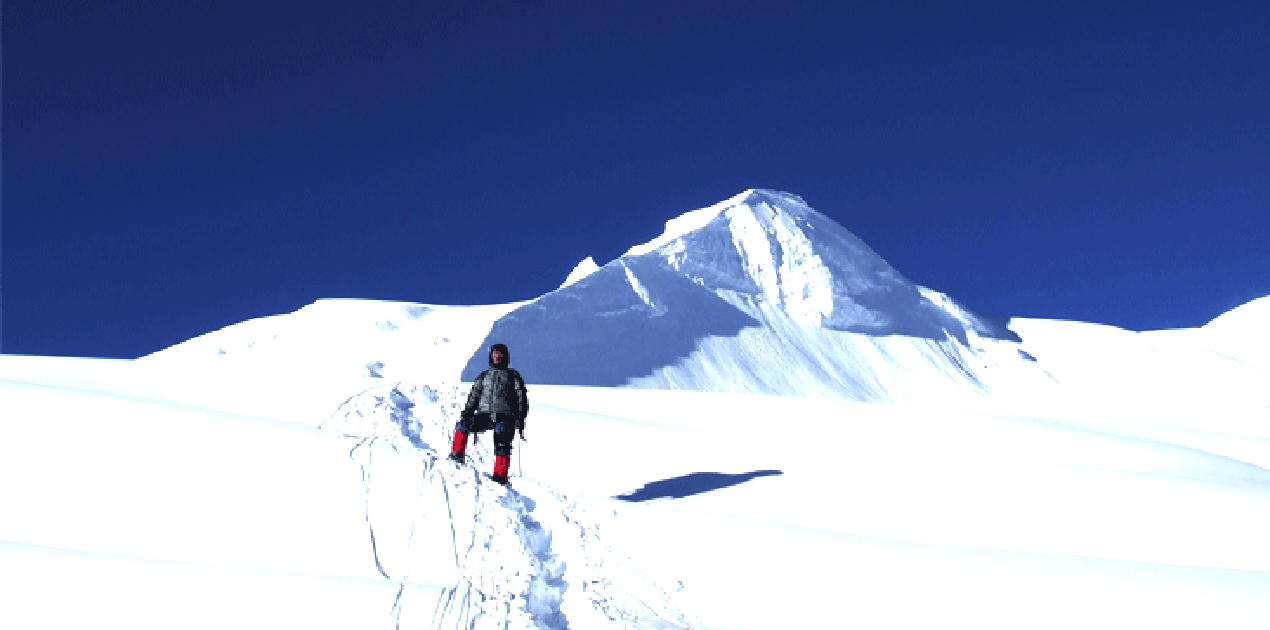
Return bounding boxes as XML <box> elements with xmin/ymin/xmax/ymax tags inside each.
<box><xmin>143</xmin><ymin>299</ymin><xmax>523</xmax><ymax>382</ymax></box>
<box><xmin>1196</xmin><ymin>295</ymin><xmax>1270</xmax><ymax>370</ymax></box>
<box><xmin>1009</xmin><ymin>296</ymin><xmax>1270</xmax><ymax>414</ymax></box>
<box><xmin>134</xmin><ymin>299</ymin><xmax>525</xmax><ymax>422</ymax></box>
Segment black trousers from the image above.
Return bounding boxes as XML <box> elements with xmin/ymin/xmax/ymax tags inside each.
<box><xmin>456</xmin><ymin>412</ymin><xmax>515</xmax><ymax>456</ymax></box>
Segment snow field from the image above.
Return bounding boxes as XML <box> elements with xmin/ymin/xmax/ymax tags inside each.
<box><xmin>0</xmin><ymin>540</ymin><xmax>408</xmax><ymax>630</ymax></box>
<box><xmin>522</xmin><ymin>384</ymin><xmax>1270</xmax><ymax>628</ymax></box>
<box><xmin>602</xmin><ymin>503</ymin><xmax>1270</xmax><ymax>630</ymax></box>
<box><xmin>0</xmin><ymin>378</ymin><xmax>374</xmax><ymax>577</ymax></box>
<box><xmin>1010</xmin><ymin>315</ymin><xmax>1270</xmax><ymax>415</ymax></box>
<box><xmin>0</xmin><ymin>362</ymin><xmax>419</xmax><ymax>630</ymax></box>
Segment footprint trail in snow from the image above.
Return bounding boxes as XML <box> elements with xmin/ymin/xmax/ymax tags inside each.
<box><xmin>322</xmin><ymin>381</ymin><xmax>697</xmax><ymax>629</ymax></box>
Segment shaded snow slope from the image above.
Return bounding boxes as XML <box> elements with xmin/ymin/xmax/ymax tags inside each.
<box><xmin>463</xmin><ymin>256</ymin><xmax>760</xmax><ymax>389</ymax></box>
<box><xmin>623</xmin><ymin>303</ymin><xmax>1053</xmax><ymax>406</ymax></box>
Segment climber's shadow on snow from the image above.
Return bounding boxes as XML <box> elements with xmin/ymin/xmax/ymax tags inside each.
<box><xmin>614</xmin><ymin>470</ymin><xmax>783</xmax><ymax>502</ymax></box>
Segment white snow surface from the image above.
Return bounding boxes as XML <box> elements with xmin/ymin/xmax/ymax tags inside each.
<box><xmin>3</xmin><ymin>190</ymin><xmax>1270</xmax><ymax>628</ymax></box>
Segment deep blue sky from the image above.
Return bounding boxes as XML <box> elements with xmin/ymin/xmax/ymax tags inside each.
<box><xmin>4</xmin><ymin>1</ymin><xmax>1268</xmax><ymax>358</ymax></box>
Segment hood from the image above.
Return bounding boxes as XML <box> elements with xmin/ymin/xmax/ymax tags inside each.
<box><xmin>488</xmin><ymin>343</ymin><xmax>510</xmax><ymax>368</ymax></box>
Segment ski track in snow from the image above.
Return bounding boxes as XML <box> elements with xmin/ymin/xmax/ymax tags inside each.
<box><xmin>321</xmin><ymin>381</ymin><xmax>696</xmax><ymax>630</ymax></box>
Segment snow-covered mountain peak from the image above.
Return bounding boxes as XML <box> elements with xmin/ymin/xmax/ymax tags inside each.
<box><xmin>462</xmin><ymin>190</ymin><xmax>1021</xmax><ymax>392</ymax></box>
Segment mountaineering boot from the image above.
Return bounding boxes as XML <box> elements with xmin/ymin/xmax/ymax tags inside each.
<box><xmin>448</xmin><ymin>429</ymin><xmax>468</xmax><ymax>464</ymax></box>
<box><xmin>491</xmin><ymin>454</ymin><xmax>511</xmax><ymax>484</ymax></box>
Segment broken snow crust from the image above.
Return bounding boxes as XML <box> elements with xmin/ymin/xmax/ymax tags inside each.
<box><xmin>320</xmin><ymin>380</ymin><xmax>698</xmax><ymax>629</ymax></box>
